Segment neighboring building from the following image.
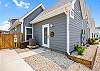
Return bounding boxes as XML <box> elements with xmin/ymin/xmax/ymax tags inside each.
<box><xmin>0</xmin><ymin>30</ymin><xmax>9</xmax><ymax>34</ymax></box>
<box><xmin>90</xmin><ymin>18</ymin><xmax>96</xmax><ymax>38</ymax></box>
<box><xmin>84</xmin><ymin>8</ymin><xmax>96</xmax><ymax>39</ymax></box>
<box><xmin>30</xmin><ymin>0</ymin><xmax>88</xmax><ymax>54</ymax></box>
<box><xmin>9</xmin><ymin>18</ymin><xmax>18</xmax><ymax>33</ymax></box>
<box><xmin>95</xmin><ymin>27</ymin><xmax>100</xmax><ymax>39</ymax></box>
<box><xmin>9</xmin><ymin>3</ymin><xmax>45</xmax><ymax>41</ymax></box>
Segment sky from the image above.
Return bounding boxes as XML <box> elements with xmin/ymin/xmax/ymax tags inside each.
<box><xmin>0</xmin><ymin>0</ymin><xmax>100</xmax><ymax>31</ymax></box>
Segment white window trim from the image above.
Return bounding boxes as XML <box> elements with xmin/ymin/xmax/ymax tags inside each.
<box><xmin>72</xmin><ymin>0</ymin><xmax>76</xmax><ymax>9</ymax></box>
<box><xmin>25</xmin><ymin>26</ymin><xmax>33</xmax><ymax>41</ymax></box>
<box><xmin>70</xmin><ymin>9</ymin><xmax>74</xmax><ymax>19</ymax></box>
<box><xmin>32</xmin><ymin>27</ymin><xmax>34</xmax><ymax>39</ymax></box>
<box><xmin>15</xmin><ymin>27</ymin><xmax>17</xmax><ymax>31</ymax></box>
<box><xmin>70</xmin><ymin>0</ymin><xmax>76</xmax><ymax>19</ymax></box>
<box><xmin>21</xmin><ymin>20</ymin><xmax>23</xmax><ymax>33</ymax></box>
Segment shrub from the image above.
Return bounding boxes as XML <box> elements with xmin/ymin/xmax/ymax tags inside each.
<box><xmin>74</xmin><ymin>45</ymin><xmax>85</xmax><ymax>55</ymax></box>
<box><xmin>87</xmin><ymin>38</ymin><xmax>96</xmax><ymax>45</ymax></box>
<box><xmin>76</xmin><ymin>46</ymin><xmax>85</xmax><ymax>55</ymax></box>
<box><xmin>74</xmin><ymin>44</ymin><xmax>79</xmax><ymax>51</ymax></box>
<box><xmin>93</xmin><ymin>42</ymin><xmax>99</xmax><ymax>44</ymax></box>
<box><xmin>95</xmin><ymin>38</ymin><xmax>98</xmax><ymax>40</ymax></box>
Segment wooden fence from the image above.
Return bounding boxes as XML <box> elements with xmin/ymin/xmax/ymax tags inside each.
<box><xmin>0</xmin><ymin>33</ymin><xmax>22</xmax><ymax>49</ymax></box>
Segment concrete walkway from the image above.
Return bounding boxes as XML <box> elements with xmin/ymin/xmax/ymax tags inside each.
<box><xmin>0</xmin><ymin>49</ymin><xmax>35</xmax><ymax>71</ymax></box>
<box><xmin>18</xmin><ymin>48</ymin><xmax>48</xmax><ymax>58</ymax></box>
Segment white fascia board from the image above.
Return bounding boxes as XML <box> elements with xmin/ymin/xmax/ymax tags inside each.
<box><xmin>19</xmin><ymin>4</ymin><xmax>45</xmax><ymax>33</ymax></box>
<box><xmin>72</xmin><ymin>0</ymin><xmax>76</xmax><ymax>9</ymax></box>
<box><xmin>19</xmin><ymin>3</ymin><xmax>45</xmax><ymax>21</ymax></box>
<box><xmin>30</xmin><ymin>3</ymin><xmax>71</xmax><ymax>24</ymax></box>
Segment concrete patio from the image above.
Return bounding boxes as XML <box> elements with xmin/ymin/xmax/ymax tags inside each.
<box><xmin>0</xmin><ymin>47</ymin><xmax>74</xmax><ymax>71</ymax></box>
<box><xmin>0</xmin><ymin>46</ymin><xmax>100</xmax><ymax>71</ymax></box>
<box><xmin>0</xmin><ymin>49</ymin><xmax>35</xmax><ymax>71</ymax></box>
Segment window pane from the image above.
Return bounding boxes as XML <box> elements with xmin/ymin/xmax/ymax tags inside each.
<box><xmin>27</xmin><ymin>35</ymin><xmax>32</xmax><ymax>40</ymax></box>
<box><xmin>27</xmin><ymin>28</ymin><xmax>32</xmax><ymax>34</ymax></box>
<box><xmin>44</xmin><ymin>27</ymin><xmax>47</xmax><ymax>44</ymax></box>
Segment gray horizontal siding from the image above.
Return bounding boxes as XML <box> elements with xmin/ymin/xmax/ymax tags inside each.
<box><xmin>69</xmin><ymin>0</ymin><xmax>83</xmax><ymax>52</ymax></box>
<box><xmin>33</xmin><ymin>13</ymin><xmax>67</xmax><ymax>52</ymax></box>
<box><xmin>22</xmin><ymin>7</ymin><xmax>43</xmax><ymax>41</ymax></box>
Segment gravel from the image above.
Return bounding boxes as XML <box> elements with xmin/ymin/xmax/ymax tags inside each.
<box><xmin>15</xmin><ymin>48</ymin><xmax>30</xmax><ymax>54</ymax></box>
<box><xmin>24</xmin><ymin>49</ymin><xmax>74</xmax><ymax>71</ymax></box>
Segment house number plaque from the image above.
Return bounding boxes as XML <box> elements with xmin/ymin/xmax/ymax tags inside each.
<box><xmin>50</xmin><ymin>31</ymin><xmax>54</xmax><ymax>37</ymax></box>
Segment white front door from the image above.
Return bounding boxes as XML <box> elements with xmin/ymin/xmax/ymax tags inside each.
<box><xmin>42</xmin><ymin>24</ymin><xmax>49</xmax><ymax>48</ymax></box>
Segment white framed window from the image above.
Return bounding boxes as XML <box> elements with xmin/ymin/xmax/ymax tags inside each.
<box><xmin>70</xmin><ymin>9</ymin><xmax>74</xmax><ymax>19</ymax></box>
<box><xmin>15</xmin><ymin>28</ymin><xmax>17</xmax><ymax>31</ymax></box>
<box><xmin>25</xmin><ymin>26</ymin><xmax>33</xmax><ymax>41</ymax></box>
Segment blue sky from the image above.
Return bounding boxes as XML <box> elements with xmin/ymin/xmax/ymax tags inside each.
<box><xmin>86</xmin><ymin>0</ymin><xmax>100</xmax><ymax>27</ymax></box>
<box><xmin>0</xmin><ymin>0</ymin><xmax>99</xmax><ymax>30</ymax></box>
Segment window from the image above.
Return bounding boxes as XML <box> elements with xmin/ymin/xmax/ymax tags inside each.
<box><xmin>81</xmin><ymin>29</ymin><xmax>85</xmax><ymax>34</ymax></box>
<box><xmin>84</xmin><ymin>30</ymin><xmax>85</xmax><ymax>34</ymax></box>
<box><xmin>27</xmin><ymin>28</ymin><xmax>32</xmax><ymax>34</ymax></box>
<box><xmin>27</xmin><ymin>35</ymin><xmax>32</xmax><ymax>40</ymax></box>
<box><xmin>97</xmin><ymin>35</ymin><xmax>98</xmax><ymax>38</ymax></box>
<box><xmin>15</xmin><ymin>28</ymin><xmax>17</xmax><ymax>31</ymax></box>
<box><xmin>81</xmin><ymin>29</ymin><xmax>83</xmax><ymax>34</ymax></box>
<box><xmin>25</xmin><ymin>27</ymin><xmax>32</xmax><ymax>41</ymax></box>
<box><xmin>94</xmin><ymin>34</ymin><xmax>95</xmax><ymax>38</ymax></box>
<box><xmin>70</xmin><ymin>9</ymin><xmax>74</xmax><ymax>19</ymax></box>
<box><xmin>92</xmin><ymin>33</ymin><xmax>93</xmax><ymax>38</ymax></box>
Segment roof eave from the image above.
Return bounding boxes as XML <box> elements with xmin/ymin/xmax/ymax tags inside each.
<box><xmin>19</xmin><ymin>3</ymin><xmax>45</xmax><ymax>22</ymax></box>
<box><xmin>30</xmin><ymin>4</ymin><xmax>71</xmax><ymax>24</ymax></box>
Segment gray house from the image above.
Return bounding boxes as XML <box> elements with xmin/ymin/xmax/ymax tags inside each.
<box><xmin>30</xmin><ymin>0</ymin><xmax>87</xmax><ymax>54</ymax></box>
<box><xmin>95</xmin><ymin>27</ymin><xmax>100</xmax><ymax>39</ymax></box>
<box><xmin>9</xmin><ymin>3</ymin><xmax>45</xmax><ymax>41</ymax></box>
<box><xmin>84</xmin><ymin>8</ymin><xmax>96</xmax><ymax>39</ymax></box>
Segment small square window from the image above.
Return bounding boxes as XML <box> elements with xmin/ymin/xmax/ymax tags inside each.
<box><xmin>27</xmin><ymin>28</ymin><xmax>32</xmax><ymax>34</ymax></box>
<box><xmin>70</xmin><ymin>9</ymin><xmax>74</xmax><ymax>19</ymax></box>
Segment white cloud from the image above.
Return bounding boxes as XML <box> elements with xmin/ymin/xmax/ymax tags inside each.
<box><xmin>12</xmin><ymin>0</ymin><xmax>30</xmax><ymax>9</ymax></box>
<box><xmin>0</xmin><ymin>1</ymin><xmax>1</xmax><ymax>5</ymax></box>
<box><xmin>5</xmin><ymin>3</ymin><xmax>9</xmax><ymax>7</ymax></box>
<box><xmin>0</xmin><ymin>21</ymin><xmax>10</xmax><ymax>31</ymax></box>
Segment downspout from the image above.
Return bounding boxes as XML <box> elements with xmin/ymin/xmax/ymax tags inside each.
<box><xmin>67</xmin><ymin>11</ymin><xmax>70</xmax><ymax>55</ymax></box>
<box><xmin>64</xmin><ymin>7</ymin><xmax>70</xmax><ymax>55</ymax></box>
<box><xmin>64</xmin><ymin>5</ymin><xmax>71</xmax><ymax>55</ymax></box>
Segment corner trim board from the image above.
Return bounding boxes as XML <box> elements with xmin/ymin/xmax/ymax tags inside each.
<box><xmin>67</xmin><ymin>11</ymin><xmax>70</xmax><ymax>55</ymax></box>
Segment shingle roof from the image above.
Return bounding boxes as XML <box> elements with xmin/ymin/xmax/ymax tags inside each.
<box><xmin>31</xmin><ymin>0</ymin><xmax>73</xmax><ymax>24</ymax></box>
<box><xmin>40</xmin><ymin>0</ymin><xmax>73</xmax><ymax>15</ymax></box>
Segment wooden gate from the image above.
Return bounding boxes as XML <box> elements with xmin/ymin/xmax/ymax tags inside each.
<box><xmin>0</xmin><ymin>34</ymin><xmax>14</xmax><ymax>49</ymax></box>
<box><xmin>0</xmin><ymin>33</ymin><xmax>22</xmax><ymax>49</ymax></box>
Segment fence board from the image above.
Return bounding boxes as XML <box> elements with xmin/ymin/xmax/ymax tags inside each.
<box><xmin>0</xmin><ymin>33</ymin><xmax>22</xmax><ymax>49</ymax></box>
